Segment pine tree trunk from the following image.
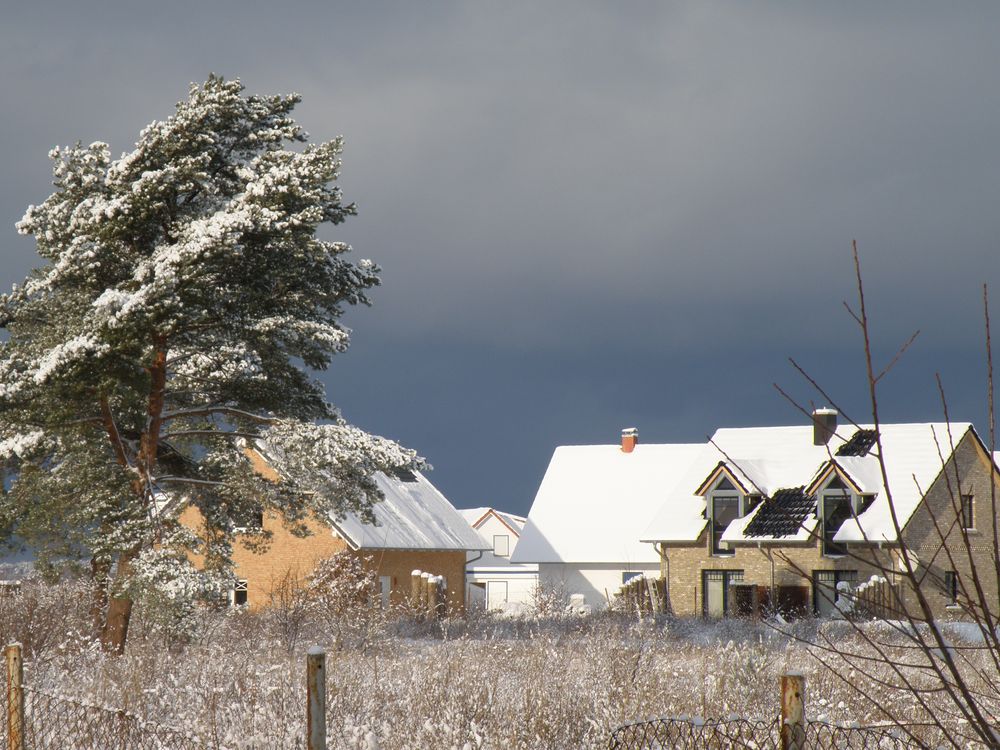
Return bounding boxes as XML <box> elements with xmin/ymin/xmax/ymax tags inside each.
<box><xmin>100</xmin><ymin>595</ymin><xmax>133</xmax><ymax>655</ymax></box>
<box><xmin>89</xmin><ymin>557</ymin><xmax>110</xmax><ymax>640</ymax></box>
<box><xmin>96</xmin><ymin>338</ymin><xmax>169</xmax><ymax>656</ymax></box>
<box><xmin>97</xmin><ymin>549</ymin><xmax>139</xmax><ymax>655</ymax></box>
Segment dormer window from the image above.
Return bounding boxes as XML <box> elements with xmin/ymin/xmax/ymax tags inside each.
<box><xmin>820</xmin><ymin>476</ymin><xmax>854</xmax><ymax>557</ymax></box>
<box><xmin>710</xmin><ymin>477</ymin><xmax>742</xmax><ymax>556</ymax></box>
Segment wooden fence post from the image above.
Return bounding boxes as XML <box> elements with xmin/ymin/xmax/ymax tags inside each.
<box><xmin>420</xmin><ymin>572</ymin><xmax>431</xmax><ymax>619</ymax></box>
<box><xmin>410</xmin><ymin>570</ymin><xmax>423</xmax><ymax>615</ymax></box>
<box><xmin>780</xmin><ymin>672</ymin><xmax>805</xmax><ymax>750</ymax></box>
<box><xmin>6</xmin><ymin>643</ymin><xmax>24</xmax><ymax>750</ymax></box>
<box><xmin>306</xmin><ymin>646</ymin><xmax>326</xmax><ymax>750</ymax></box>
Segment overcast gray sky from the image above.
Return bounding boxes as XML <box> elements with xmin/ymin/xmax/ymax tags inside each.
<box><xmin>2</xmin><ymin>2</ymin><xmax>999</xmax><ymax>514</ymax></box>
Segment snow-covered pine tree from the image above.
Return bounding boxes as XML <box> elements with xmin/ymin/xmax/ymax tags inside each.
<box><xmin>0</xmin><ymin>76</ymin><xmax>422</xmax><ymax>653</ymax></box>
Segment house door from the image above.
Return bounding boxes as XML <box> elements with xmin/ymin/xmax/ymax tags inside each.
<box><xmin>486</xmin><ymin>581</ymin><xmax>508</xmax><ymax>610</ymax></box>
<box><xmin>702</xmin><ymin>570</ymin><xmax>743</xmax><ymax>617</ymax></box>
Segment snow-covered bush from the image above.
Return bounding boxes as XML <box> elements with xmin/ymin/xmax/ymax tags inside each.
<box><xmin>306</xmin><ymin>552</ymin><xmax>385</xmax><ymax>650</ymax></box>
<box><xmin>10</xmin><ymin>578</ymin><xmax>995</xmax><ymax>749</ymax></box>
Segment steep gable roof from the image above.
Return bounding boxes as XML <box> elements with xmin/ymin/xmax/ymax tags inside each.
<box><xmin>511</xmin><ymin>443</ymin><xmax>703</xmax><ymax>564</ymax></box>
<box><xmin>458</xmin><ymin>508</ymin><xmax>525</xmax><ymax>536</ymax></box>
<box><xmin>248</xmin><ymin>447</ymin><xmax>488</xmax><ymax>552</ymax></box>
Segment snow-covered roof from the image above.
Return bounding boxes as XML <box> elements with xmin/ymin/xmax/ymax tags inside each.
<box><xmin>511</xmin><ymin>443</ymin><xmax>704</xmax><ymax>564</ymax></box>
<box><xmin>642</xmin><ymin>422</ymin><xmax>977</xmax><ymax>545</ymax></box>
<box><xmin>249</xmin><ymin>445</ymin><xmax>487</xmax><ymax>552</ymax></box>
<box><xmin>330</xmin><ymin>470</ymin><xmax>489</xmax><ymax>551</ymax></box>
<box><xmin>458</xmin><ymin>507</ymin><xmax>526</xmax><ymax>535</ymax></box>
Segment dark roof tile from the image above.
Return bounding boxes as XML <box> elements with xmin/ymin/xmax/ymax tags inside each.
<box><xmin>744</xmin><ymin>487</ymin><xmax>815</xmax><ymax>538</ymax></box>
<box><xmin>836</xmin><ymin>429</ymin><xmax>878</xmax><ymax>457</ymax></box>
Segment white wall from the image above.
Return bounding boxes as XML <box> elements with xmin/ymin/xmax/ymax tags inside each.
<box><xmin>536</xmin><ymin>562</ymin><xmax>660</xmax><ymax>610</ymax></box>
<box><xmin>465</xmin><ymin>512</ymin><xmax>538</xmax><ymax>611</ymax></box>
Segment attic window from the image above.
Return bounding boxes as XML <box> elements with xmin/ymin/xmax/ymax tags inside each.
<box><xmin>493</xmin><ymin>534</ymin><xmax>510</xmax><ymax>557</ymax></box>
<box><xmin>392</xmin><ymin>468</ymin><xmax>418</xmax><ymax>483</ymax></box>
<box><xmin>836</xmin><ymin>429</ymin><xmax>878</xmax><ymax>457</ymax></box>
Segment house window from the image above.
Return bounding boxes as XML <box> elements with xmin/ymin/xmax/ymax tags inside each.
<box><xmin>814</xmin><ymin>570</ymin><xmax>857</xmax><ymax>616</ymax></box>
<box><xmin>821</xmin><ymin>478</ymin><xmax>853</xmax><ymax>557</ymax></box>
<box><xmin>622</xmin><ymin>571</ymin><xmax>642</xmax><ymax>585</ymax></box>
<box><xmin>711</xmin><ymin>495</ymin><xmax>740</xmax><ymax>556</ymax></box>
<box><xmin>232</xmin><ymin>579</ymin><xmax>248</xmax><ymax>607</ymax></box>
<box><xmin>234</xmin><ymin>509</ymin><xmax>264</xmax><ymax>531</ymax></box>
<box><xmin>493</xmin><ymin>534</ymin><xmax>510</xmax><ymax>557</ymax></box>
<box><xmin>944</xmin><ymin>571</ymin><xmax>959</xmax><ymax>606</ymax></box>
<box><xmin>960</xmin><ymin>495</ymin><xmax>974</xmax><ymax>530</ymax></box>
<box><xmin>702</xmin><ymin>569</ymin><xmax>743</xmax><ymax>617</ymax></box>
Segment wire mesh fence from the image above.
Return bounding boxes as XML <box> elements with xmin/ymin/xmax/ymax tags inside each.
<box><xmin>1</xmin><ymin>644</ymin><xmax>225</xmax><ymax>750</ymax></box>
<box><xmin>607</xmin><ymin>715</ymin><xmax>781</xmax><ymax>749</ymax></box>
<box><xmin>17</xmin><ymin>686</ymin><xmax>222</xmax><ymax>750</ymax></box>
<box><xmin>607</xmin><ymin>715</ymin><xmax>974</xmax><ymax>749</ymax></box>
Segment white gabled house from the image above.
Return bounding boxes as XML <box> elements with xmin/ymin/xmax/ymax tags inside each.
<box><xmin>459</xmin><ymin>507</ymin><xmax>538</xmax><ymax>612</ymax></box>
<box><xmin>510</xmin><ymin>429</ymin><xmax>703</xmax><ymax>610</ymax></box>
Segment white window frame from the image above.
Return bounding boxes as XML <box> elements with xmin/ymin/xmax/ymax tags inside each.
<box><xmin>961</xmin><ymin>495</ymin><xmax>975</xmax><ymax>531</ymax></box>
<box><xmin>493</xmin><ymin>534</ymin><xmax>510</xmax><ymax>557</ymax></box>
<box><xmin>707</xmin><ymin>474</ymin><xmax>744</xmax><ymax>556</ymax></box>
<box><xmin>231</xmin><ymin>579</ymin><xmax>249</xmax><ymax>607</ymax></box>
<box><xmin>819</xmin><ymin>475</ymin><xmax>857</xmax><ymax>558</ymax></box>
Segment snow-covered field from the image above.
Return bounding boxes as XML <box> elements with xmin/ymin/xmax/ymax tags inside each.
<box><xmin>0</xmin><ymin>580</ymin><xmax>991</xmax><ymax>749</ymax></box>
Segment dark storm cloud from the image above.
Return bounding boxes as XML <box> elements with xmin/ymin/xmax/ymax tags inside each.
<box><xmin>2</xmin><ymin>2</ymin><xmax>999</xmax><ymax>512</ymax></box>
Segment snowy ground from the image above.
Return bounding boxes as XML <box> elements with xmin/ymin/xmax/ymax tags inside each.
<box><xmin>0</xmin><ymin>580</ymin><xmax>991</xmax><ymax>749</ymax></box>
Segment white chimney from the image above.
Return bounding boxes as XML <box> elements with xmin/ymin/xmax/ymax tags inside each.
<box><xmin>812</xmin><ymin>408</ymin><xmax>838</xmax><ymax>446</ymax></box>
<box><xmin>621</xmin><ymin>427</ymin><xmax>638</xmax><ymax>453</ymax></box>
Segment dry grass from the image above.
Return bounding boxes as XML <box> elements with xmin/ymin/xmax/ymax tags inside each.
<box><xmin>0</xmin><ymin>580</ymin><xmax>993</xmax><ymax>749</ymax></box>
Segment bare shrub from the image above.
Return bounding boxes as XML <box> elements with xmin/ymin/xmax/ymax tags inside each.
<box><xmin>768</xmin><ymin>244</ymin><xmax>1000</xmax><ymax>747</ymax></box>
<box><xmin>306</xmin><ymin>552</ymin><xmax>385</xmax><ymax>651</ymax></box>
<box><xmin>265</xmin><ymin>568</ymin><xmax>313</xmax><ymax>654</ymax></box>
<box><xmin>0</xmin><ymin>576</ymin><xmax>93</xmax><ymax>658</ymax></box>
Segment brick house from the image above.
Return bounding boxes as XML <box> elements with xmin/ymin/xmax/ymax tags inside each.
<box><xmin>180</xmin><ymin>448</ymin><xmax>488</xmax><ymax>611</ymax></box>
<box><xmin>641</xmin><ymin>411</ymin><xmax>1000</xmax><ymax>619</ymax></box>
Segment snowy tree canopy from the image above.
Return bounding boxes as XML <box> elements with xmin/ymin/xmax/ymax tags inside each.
<box><xmin>0</xmin><ymin>76</ymin><xmax>422</xmax><ymax>649</ymax></box>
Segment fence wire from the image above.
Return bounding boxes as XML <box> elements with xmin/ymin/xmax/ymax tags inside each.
<box><xmin>608</xmin><ymin>716</ymin><xmax>977</xmax><ymax>750</ymax></box>
<box><xmin>0</xmin><ymin>683</ymin><xmax>223</xmax><ymax>750</ymax></box>
<box><xmin>608</xmin><ymin>716</ymin><xmax>781</xmax><ymax>750</ymax></box>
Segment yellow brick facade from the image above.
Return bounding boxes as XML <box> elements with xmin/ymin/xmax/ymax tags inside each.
<box><xmin>897</xmin><ymin>430</ymin><xmax>1000</xmax><ymax>619</ymax></box>
<box><xmin>179</xmin><ymin>504</ymin><xmax>468</xmax><ymax>611</ymax></box>
<box><xmin>179</xmin><ymin>451</ymin><xmax>467</xmax><ymax>612</ymax></box>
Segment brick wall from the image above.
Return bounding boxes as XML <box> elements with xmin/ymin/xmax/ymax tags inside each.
<box><xmin>178</xmin><ymin>505</ymin><xmax>467</xmax><ymax>612</ymax></box>
<box><xmin>660</xmin><ymin>533</ymin><xmax>882</xmax><ymax>617</ymax></box>
<box><xmin>660</xmin><ymin>429</ymin><xmax>1000</xmax><ymax>620</ymax></box>
<box><xmin>899</xmin><ymin>429</ymin><xmax>1000</xmax><ymax>620</ymax></box>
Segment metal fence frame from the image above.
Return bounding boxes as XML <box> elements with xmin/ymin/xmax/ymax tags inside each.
<box><xmin>2</xmin><ymin>642</ymin><xmax>224</xmax><ymax>750</ymax></box>
<box><xmin>607</xmin><ymin>672</ymin><xmax>979</xmax><ymax>750</ymax></box>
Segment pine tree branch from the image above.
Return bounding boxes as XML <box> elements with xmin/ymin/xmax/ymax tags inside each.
<box><xmin>155</xmin><ymin>476</ymin><xmax>225</xmax><ymax>487</ymax></box>
<box><xmin>99</xmin><ymin>394</ymin><xmax>132</xmax><ymax>469</ymax></box>
<box><xmin>162</xmin><ymin>430</ymin><xmax>261</xmax><ymax>440</ymax></box>
<box><xmin>160</xmin><ymin>406</ymin><xmax>280</xmax><ymax>424</ymax></box>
